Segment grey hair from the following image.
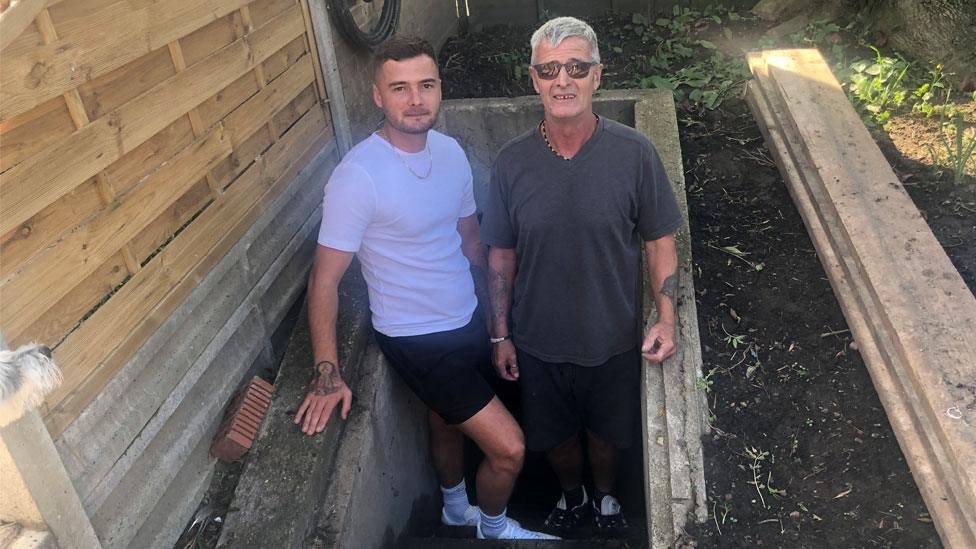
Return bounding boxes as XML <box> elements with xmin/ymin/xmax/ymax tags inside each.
<box><xmin>530</xmin><ymin>16</ymin><xmax>601</xmax><ymax>64</ymax></box>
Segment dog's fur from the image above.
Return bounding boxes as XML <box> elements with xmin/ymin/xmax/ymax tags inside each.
<box><xmin>0</xmin><ymin>342</ymin><xmax>62</xmax><ymax>427</ymax></box>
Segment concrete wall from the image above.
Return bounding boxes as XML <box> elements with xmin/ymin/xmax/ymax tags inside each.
<box><xmin>330</xmin><ymin>0</ymin><xmax>460</xmax><ymax>143</ymax></box>
<box><xmin>466</xmin><ymin>0</ymin><xmax>755</xmax><ymax>27</ymax></box>
<box><xmin>50</xmin><ymin>141</ymin><xmax>338</xmax><ymax>549</ymax></box>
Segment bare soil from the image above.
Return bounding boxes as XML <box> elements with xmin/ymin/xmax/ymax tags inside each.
<box><xmin>439</xmin><ymin>11</ymin><xmax>975</xmax><ymax>549</ymax></box>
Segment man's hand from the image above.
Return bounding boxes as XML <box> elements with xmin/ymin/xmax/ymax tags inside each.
<box><xmin>642</xmin><ymin>321</ymin><xmax>676</xmax><ymax>363</ymax></box>
<box><xmin>294</xmin><ymin>360</ymin><xmax>352</xmax><ymax>435</ymax></box>
<box><xmin>492</xmin><ymin>339</ymin><xmax>519</xmax><ymax>380</ymax></box>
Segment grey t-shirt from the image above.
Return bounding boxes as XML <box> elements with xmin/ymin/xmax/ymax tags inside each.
<box><xmin>482</xmin><ymin>116</ymin><xmax>682</xmax><ymax>366</ymax></box>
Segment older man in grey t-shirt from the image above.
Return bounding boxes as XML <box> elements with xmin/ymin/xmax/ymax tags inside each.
<box><xmin>482</xmin><ymin>17</ymin><xmax>682</xmax><ymax>534</ymax></box>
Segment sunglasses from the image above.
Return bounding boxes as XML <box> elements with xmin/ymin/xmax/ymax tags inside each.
<box><xmin>531</xmin><ymin>60</ymin><xmax>598</xmax><ymax>80</ymax></box>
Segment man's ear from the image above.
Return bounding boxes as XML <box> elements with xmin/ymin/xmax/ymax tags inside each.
<box><xmin>372</xmin><ymin>82</ymin><xmax>383</xmax><ymax>109</ymax></box>
<box><xmin>529</xmin><ymin>69</ymin><xmax>541</xmax><ymax>95</ymax></box>
<box><xmin>593</xmin><ymin>63</ymin><xmax>604</xmax><ymax>91</ymax></box>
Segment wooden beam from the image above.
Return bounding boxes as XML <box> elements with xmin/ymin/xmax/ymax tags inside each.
<box><xmin>305</xmin><ymin>0</ymin><xmax>352</xmax><ymax>155</ymax></box>
<box><xmin>0</xmin><ymin>4</ymin><xmax>305</xmax><ymax>236</ymax></box>
<box><xmin>0</xmin><ymin>0</ymin><xmax>46</xmax><ymax>51</ymax></box>
<box><xmin>746</xmin><ymin>49</ymin><xmax>976</xmax><ymax>548</ymax></box>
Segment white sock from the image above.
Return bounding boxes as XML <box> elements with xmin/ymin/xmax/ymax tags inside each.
<box><xmin>440</xmin><ymin>480</ymin><xmax>470</xmax><ymax>521</ymax></box>
<box><xmin>480</xmin><ymin>508</ymin><xmax>508</xmax><ymax>538</ymax></box>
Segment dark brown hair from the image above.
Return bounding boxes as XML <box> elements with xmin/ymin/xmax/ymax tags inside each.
<box><xmin>372</xmin><ymin>36</ymin><xmax>437</xmax><ymax>78</ymax></box>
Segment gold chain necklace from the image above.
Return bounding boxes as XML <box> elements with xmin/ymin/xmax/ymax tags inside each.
<box><xmin>540</xmin><ymin>114</ymin><xmax>599</xmax><ymax>161</ymax></box>
<box><xmin>380</xmin><ymin>128</ymin><xmax>433</xmax><ymax>179</ymax></box>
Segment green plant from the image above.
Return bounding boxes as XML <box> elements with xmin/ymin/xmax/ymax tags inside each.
<box><xmin>927</xmin><ymin>115</ymin><xmax>976</xmax><ymax>185</ymax></box>
<box><xmin>846</xmin><ymin>46</ymin><xmax>911</xmax><ymax>125</ymax></box>
<box><xmin>712</xmin><ymin>499</ymin><xmax>737</xmax><ymax>535</ymax></box>
<box><xmin>697</xmin><ymin>367</ymin><xmax>718</xmax><ymax>393</ymax></box>
<box><xmin>744</xmin><ymin>446</ymin><xmax>771</xmax><ymax>508</ymax></box>
<box><xmin>722</xmin><ymin>325</ymin><xmax>747</xmax><ymax>349</ymax></box>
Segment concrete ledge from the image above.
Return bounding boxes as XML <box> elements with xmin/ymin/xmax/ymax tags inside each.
<box><xmin>218</xmin><ymin>262</ymin><xmax>373</xmax><ymax>547</ymax></box>
<box><xmin>311</xmin><ymin>345</ymin><xmax>436</xmax><ymax>548</ymax></box>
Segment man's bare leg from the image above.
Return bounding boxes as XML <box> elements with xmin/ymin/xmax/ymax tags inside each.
<box><xmin>457</xmin><ymin>396</ymin><xmax>524</xmax><ymax>515</ymax></box>
<box><xmin>586</xmin><ymin>428</ymin><xmax>618</xmax><ymax>495</ymax></box>
<box><xmin>546</xmin><ymin>432</ymin><xmax>584</xmax><ymax>491</ymax></box>
<box><xmin>429</xmin><ymin>410</ymin><xmax>464</xmax><ymax>487</ymax></box>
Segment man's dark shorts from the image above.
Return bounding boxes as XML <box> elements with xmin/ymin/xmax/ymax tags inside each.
<box><xmin>374</xmin><ymin>315</ymin><xmax>495</xmax><ymax>425</ymax></box>
<box><xmin>517</xmin><ymin>347</ymin><xmax>640</xmax><ymax>452</ymax></box>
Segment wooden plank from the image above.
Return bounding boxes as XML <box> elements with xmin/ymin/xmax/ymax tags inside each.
<box><xmin>104</xmin><ymin>117</ymin><xmax>196</xmax><ymax>197</ymax></box>
<box><xmin>298</xmin><ymin>0</ymin><xmax>326</xmax><ymax>101</ymax></box>
<box><xmin>0</xmin><ymin>94</ymin><xmax>74</xmax><ymax>173</ymax></box>
<box><xmin>75</xmin><ymin>47</ymin><xmax>177</xmax><ymax>122</ymax></box>
<box><xmin>19</xmin><ymin>252</ymin><xmax>129</xmax><ymax>348</ymax></box>
<box><xmin>747</xmin><ymin>78</ymin><xmax>975</xmax><ymax>548</ymax></box>
<box><xmin>44</xmin><ymin>107</ymin><xmax>329</xmax><ymax>437</ymax></box>
<box><xmin>0</xmin><ymin>125</ymin><xmax>232</xmax><ymax>342</ymax></box>
<box><xmin>262</xmin><ymin>35</ymin><xmax>308</xmax><ymax>83</ymax></box>
<box><xmin>0</xmin><ymin>4</ymin><xmax>306</xmax><ymax>236</ymax></box>
<box><xmin>224</xmin><ymin>54</ymin><xmax>315</xmax><ymax>146</ymax></box>
<box><xmin>1</xmin><ymin>0</ymin><xmax>252</xmax><ymax>121</ymax></box>
<box><xmin>178</xmin><ymin>10</ymin><xmax>238</xmax><ymax>67</ymax></box>
<box><xmin>747</xmin><ymin>50</ymin><xmax>976</xmax><ymax>547</ymax></box>
<box><xmin>0</xmin><ymin>177</ymin><xmax>102</xmax><ymax>279</ymax></box>
<box><xmin>248</xmin><ymin>0</ymin><xmax>295</xmax><ymax>27</ymax></box>
<box><xmin>195</xmin><ymin>71</ymin><xmax>261</xmax><ymax>130</ymax></box>
<box><xmin>0</xmin><ymin>0</ymin><xmax>46</xmax><ymax>51</ymax></box>
<box><xmin>271</xmin><ymin>84</ymin><xmax>317</xmax><ymax>139</ymax></box>
<box><xmin>129</xmin><ymin>178</ymin><xmax>212</xmax><ymax>263</ymax></box>
<box><xmin>214</xmin><ymin>125</ymin><xmax>274</xmax><ymax>190</ymax></box>
<box><xmin>764</xmin><ymin>49</ymin><xmax>976</xmax><ymax>510</ymax></box>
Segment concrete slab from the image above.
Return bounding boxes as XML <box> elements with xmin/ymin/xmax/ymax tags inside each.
<box><xmin>311</xmin><ymin>345</ymin><xmax>437</xmax><ymax>548</ymax></box>
<box><xmin>217</xmin><ymin>263</ymin><xmax>372</xmax><ymax>547</ymax></box>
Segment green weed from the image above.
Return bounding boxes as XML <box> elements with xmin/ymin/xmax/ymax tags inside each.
<box><xmin>927</xmin><ymin>115</ymin><xmax>976</xmax><ymax>185</ymax></box>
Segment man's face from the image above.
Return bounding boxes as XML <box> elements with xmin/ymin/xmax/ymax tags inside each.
<box><xmin>372</xmin><ymin>55</ymin><xmax>441</xmax><ymax>136</ymax></box>
<box><xmin>530</xmin><ymin>36</ymin><xmax>602</xmax><ymax>122</ymax></box>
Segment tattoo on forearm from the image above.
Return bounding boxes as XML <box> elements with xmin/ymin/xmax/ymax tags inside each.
<box><xmin>311</xmin><ymin>360</ymin><xmax>341</xmax><ymax>396</ymax></box>
<box><xmin>660</xmin><ymin>272</ymin><xmax>678</xmax><ymax>304</ymax></box>
<box><xmin>489</xmin><ymin>269</ymin><xmax>512</xmax><ymax>326</ymax></box>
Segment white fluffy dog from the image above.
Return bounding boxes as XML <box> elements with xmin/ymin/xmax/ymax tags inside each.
<box><xmin>0</xmin><ymin>341</ymin><xmax>62</xmax><ymax>427</ymax></box>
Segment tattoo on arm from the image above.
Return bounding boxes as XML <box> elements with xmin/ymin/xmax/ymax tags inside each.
<box><xmin>659</xmin><ymin>271</ymin><xmax>678</xmax><ymax>304</ymax></box>
<box><xmin>311</xmin><ymin>360</ymin><xmax>341</xmax><ymax>396</ymax></box>
<box><xmin>489</xmin><ymin>268</ymin><xmax>512</xmax><ymax>329</ymax></box>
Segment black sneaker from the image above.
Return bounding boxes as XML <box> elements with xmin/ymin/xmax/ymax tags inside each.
<box><xmin>592</xmin><ymin>493</ymin><xmax>628</xmax><ymax>531</ymax></box>
<box><xmin>544</xmin><ymin>487</ymin><xmax>589</xmax><ymax>530</ymax></box>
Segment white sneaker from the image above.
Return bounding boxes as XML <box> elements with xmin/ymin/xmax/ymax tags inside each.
<box><xmin>441</xmin><ymin>504</ymin><xmax>480</xmax><ymax>526</ymax></box>
<box><xmin>477</xmin><ymin>520</ymin><xmax>561</xmax><ymax>540</ymax></box>
<box><xmin>441</xmin><ymin>505</ymin><xmax>521</xmax><ymax>528</ymax></box>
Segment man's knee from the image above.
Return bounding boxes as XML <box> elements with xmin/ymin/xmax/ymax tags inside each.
<box><xmin>491</xmin><ymin>431</ymin><xmax>525</xmax><ymax>475</ymax></box>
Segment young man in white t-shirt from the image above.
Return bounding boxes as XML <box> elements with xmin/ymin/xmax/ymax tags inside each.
<box><xmin>292</xmin><ymin>37</ymin><xmax>556</xmax><ymax>541</ymax></box>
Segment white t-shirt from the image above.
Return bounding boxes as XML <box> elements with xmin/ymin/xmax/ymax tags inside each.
<box><xmin>317</xmin><ymin>130</ymin><xmax>478</xmax><ymax>337</ymax></box>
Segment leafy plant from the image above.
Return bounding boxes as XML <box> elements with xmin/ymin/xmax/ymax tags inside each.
<box><xmin>927</xmin><ymin>115</ymin><xmax>976</xmax><ymax>185</ymax></box>
<box><xmin>846</xmin><ymin>46</ymin><xmax>911</xmax><ymax>125</ymax></box>
<box><xmin>722</xmin><ymin>325</ymin><xmax>747</xmax><ymax>349</ymax></box>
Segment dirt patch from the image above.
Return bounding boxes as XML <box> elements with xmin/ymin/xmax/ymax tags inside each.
<box><xmin>440</xmin><ymin>11</ymin><xmax>974</xmax><ymax>548</ymax></box>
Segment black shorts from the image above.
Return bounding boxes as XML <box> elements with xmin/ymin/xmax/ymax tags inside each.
<box><xmin>517</xmin><ymin>347</ymin><xmax>640</xmax><ymax>452</ymax></box>
<box><xmin>374</xmin><ymin>315</ymin><xmax>495</xmax><ymax>425</ymax></box>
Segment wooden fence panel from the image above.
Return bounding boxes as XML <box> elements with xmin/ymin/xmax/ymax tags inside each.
<box><xmin>0</xmin><ymin>0</ymin><xmax>335</xmax><ymax>436</ymax></box>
